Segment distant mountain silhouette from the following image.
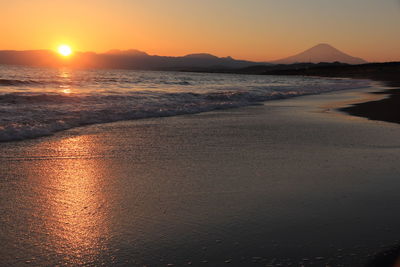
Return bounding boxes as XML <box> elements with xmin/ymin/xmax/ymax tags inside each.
<box><xmin>0</xmin><ymin>45</ymin><xmax>368</xmax><ymax>70</ymax></box>
<box><xmin>0</xmin><ymin>50</ymin><xmax>266</xmax><ymax>70</ymax></box>
<box><xmin>183</xmin><ymin>53</ymin><xmax>218</xmax><ymax>59</ymax></box>
<box><xmin>273</xmin><ymin>44</ymin><xmax>367</xmax><ymax>64</ymax></box>
<box><xmin>105</xmin><ymin>49</ymin><xmax>149</xmax><ymax>56</ymax></box>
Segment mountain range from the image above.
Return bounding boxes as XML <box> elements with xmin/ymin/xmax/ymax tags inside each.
<box><xmin>0</xmin><ymin>44</ymin><xmax>367</xmax><ymax>70</ymax></box>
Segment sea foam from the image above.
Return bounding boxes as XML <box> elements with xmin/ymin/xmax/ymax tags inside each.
<box><xmin>0</xmin><ymin>66</ymin><xmax>370</xmax><ymax>142</ymax></box>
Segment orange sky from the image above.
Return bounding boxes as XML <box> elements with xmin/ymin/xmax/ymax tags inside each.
<box><xmin>1</xmin><ymin>0</ymin><xmax>399</xmax><ymax>62</ymax></box>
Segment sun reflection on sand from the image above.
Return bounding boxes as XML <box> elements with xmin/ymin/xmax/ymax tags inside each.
<box><xmin>36</xmin><ymin>135</ymin><xmax>111</xmax><ymax>265</ymax></box>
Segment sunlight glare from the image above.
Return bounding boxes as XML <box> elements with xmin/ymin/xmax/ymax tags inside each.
<box><xmin>58</xmin><ymin>45</ymin><xmax>72</xmax><ymax>57</ymax></box>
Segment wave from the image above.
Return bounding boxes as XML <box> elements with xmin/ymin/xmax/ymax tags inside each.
<box><xmin>0</xmin><ymin>80</ymin><xmax>369</xmax><ymax>142</ymax></box>
<box><xmin>0</xmin><ymin>92</ymin><xmax>249</xmax><ymax>142</ymax></box>
<box><xmin>0</xmin><ymin>79</ymin><xmax>42</xmax><ymax>86</ymax></box>
<box><xmin>0</xmin><ymin>93</ymin><xmax>82</xmax><ymax>104</ymax></box>
<box><xmin>0</xmin><ymin>66</ymin><xmax>372</xmax><ymax>142</ymax></box>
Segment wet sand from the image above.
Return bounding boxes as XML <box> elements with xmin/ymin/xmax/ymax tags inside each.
<box><xmin>252</xmin><ymin>61</ymin><xmax>400</xmax><ymax>126</ymax></box>
<box><xmin>340</xmin><ymin>84</ymin><xmax>400</xmax><ymax>125</ymax></box>
<box><xmin>1</xmin><ymin>85</ymin><xmax>400</xmax><ymax>266</ymax></box>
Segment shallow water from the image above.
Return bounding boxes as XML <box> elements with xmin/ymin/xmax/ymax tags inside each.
<box><xmin>0</xmin><ymin>65</ymin><xmax>369</xmax><ymax>141</ymax></box>
<box><xmin>1</xmin><ymin>87</ymin><xmax>400</xmax><ymax>266</ymax></box>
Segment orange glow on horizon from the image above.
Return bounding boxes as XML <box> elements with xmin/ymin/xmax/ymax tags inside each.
<box><xmin>1</xmin><ymin>1</ymin><xmax>399</xmax><ymax>62</ymax></box>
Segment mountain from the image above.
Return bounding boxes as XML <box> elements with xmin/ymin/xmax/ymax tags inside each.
<box><xmin>0</xmin><ymin>45</ymin><xmax>366</xmax><ymax>70</ymax></box>
<box><xmin>183</xmin><ymin>53</ymin><xmax>218</xmax><ymax>59</ymax></box>
<box><xmin>273</xmin><ymin>43</ymin><xmax>367</xmax><ymax>64</ymax></box>
<box><xmin>0</xmin><ymin>50</ymin><xmax>266</xmax><ymax>70</ymax></box>
<box><xmin>105</xmin><ymin>49</ymin><xmax>149</xmax><ymax>56</ymax></box>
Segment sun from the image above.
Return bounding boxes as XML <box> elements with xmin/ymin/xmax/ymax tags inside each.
<box><xmin>58</xmin><ymin>45</ymin><xmax>72</xmax><ymax>57</ymax></box>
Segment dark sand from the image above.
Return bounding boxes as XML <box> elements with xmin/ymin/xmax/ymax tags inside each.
<box><xmin>191</xmin><ymin>61</ymin><xmax>400</xmax><ymax>126</ymax></box>
<box><xmin>1</xmin><ymin>85</ymin><xmax>400</xmax><ymax>266</ymax></box>
<box><xmin>259</xmin><ymin>62</ymin><xmax>400</xmax><ymax>125</ymax></box>
<box><xmin>340</xmin><ymin>85</ymin><xmax>400</xmax><ymax>125</ymax></box>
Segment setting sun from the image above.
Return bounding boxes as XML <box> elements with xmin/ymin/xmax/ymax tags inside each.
<box><xmin>58</xmin><ymin>45</ymin><xmax>72</xmax><ymax>57</ymax></box>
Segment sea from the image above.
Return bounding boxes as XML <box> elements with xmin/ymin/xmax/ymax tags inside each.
<box><xmin>0</xmin><ymin>64</ymin><xmax>369</xmax><ymax>142</ymax></box>
<box><xmin>3</xmin><ymin>64</ymin><xmax>398</xmax><ymax>267</ymax></box>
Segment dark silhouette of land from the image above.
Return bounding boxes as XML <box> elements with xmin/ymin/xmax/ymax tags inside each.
<box><xmin>234</xmin><ymin>62</ymin><xmax>400</xmax><ymax>125</ymax></box>
<box><xmin>273</xmin><ymin>43</ymin><xmax>366</xmax><ymax>64</ymax></box>
<box><xmin>365</xmin><ymin>245</ymin><xmax>400</xmax><ymax>267</ymax></box>
<box><xmin>237</xmin><ymin>62</ymin><xmax>399</xmax><ymax>83</ymax></box>
<box><xmin>0</xmin><ymin>44</ymin><xmax>366</xmax><ymax>70</ymax></box>
<box><xmin>0</xmin><ymin>49</ymin><xmax>266</xmax><ymax>70</ymax></box>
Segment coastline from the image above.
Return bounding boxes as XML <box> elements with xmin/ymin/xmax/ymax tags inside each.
<box><xmin>339</xmin><ymin>85</ymin><xmax>400</xmax><ymax>125</ymax></box>
<box><xmin>2</xmin><ymin>83</ymin><xmax>400</xmax><ymax>266</ymax></box>
<box><xmin>259</xmin><ymin>62</ymin><xmax>400</xmax><ymax>125</ymax></box>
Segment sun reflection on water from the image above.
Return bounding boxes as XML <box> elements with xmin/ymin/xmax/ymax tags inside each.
<box><xmin>58</xmin><ymin>68</ymin><xmax>73</xmax><ymax>94</ymax></box>
<box><xmin>59</xmin><ymin>69</ymin><xmax>71</xmax><ymax>79</ymax></box>
<box><xmin>36</xmin><ymin>135</ymin><xmax>111</xmax><ymax>265</ymax></box>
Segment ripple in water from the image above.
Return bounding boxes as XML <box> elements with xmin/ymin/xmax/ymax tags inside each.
<box><xmin>0</xmin><ymin>65</ymin><xmax>370</xmax><ymax>142</ymax></box>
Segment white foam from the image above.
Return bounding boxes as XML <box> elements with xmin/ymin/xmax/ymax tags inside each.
<box><xmin>0</xmin><ymin>67</ymin><xmax>370</xmax><ymax>142</ymax></box>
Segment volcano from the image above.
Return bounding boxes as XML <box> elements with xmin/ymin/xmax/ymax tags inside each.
<box><xmin>273</xmin><ymin>43</ymin><xmax>367</xmax><ymax>64</ymax></box>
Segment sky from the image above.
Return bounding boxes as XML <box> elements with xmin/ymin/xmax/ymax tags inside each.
<box><xmin>1</xmin><ymin>0</ymin><xmax>399</xmax><ymax>62</ymax></box>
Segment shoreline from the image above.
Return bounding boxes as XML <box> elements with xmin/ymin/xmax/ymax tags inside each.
<box><xmin>261</xmin><ymin>63</ymin><xmax>400</xmax><ymax>125</ymax></box>
<box><xmin>2</xmin><ymin>83</ymin><xmax>400</xmax><ymax>266</ymax></box>
<box><xmin>0</xmin><ymin>74</ymin><xmax>372</xmax><ymax>144</ymax></box>
<box><xmin>191</xmin><ymin>61</ymin><xmax>400</xmax><ymax>126</ymax></box>
<box><xmin>339</xmin><ymin>84</ymin><xmax>400</xmax><ymax>125</ymax></box>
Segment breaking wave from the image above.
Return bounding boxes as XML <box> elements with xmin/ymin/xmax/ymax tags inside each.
<box><xmin>0</xmin><ymin>66</ymin><xmax>371</xmax><ymax>142</ymax></box>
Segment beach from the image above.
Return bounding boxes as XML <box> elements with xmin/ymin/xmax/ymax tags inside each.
<box><xmin>257</xmin><ymin>61</ymin><xmax>400</xmax><ymax>126</ymax></box>
<box><xmin>340</xmin><ymin>84</ymin><xmax>400</xmax><ymax>125</ymax></box>
<box><xmin>1</xmin><ymin>83</ymin><xmax>400</xmax><ymax>266</ymax></box>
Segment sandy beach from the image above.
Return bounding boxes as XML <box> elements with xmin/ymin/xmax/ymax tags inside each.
<box><xmin>1</xmin><ymin>84</ymin><xmax>400</xmax><ymax>266</ymax></box>
<box><xmin>257</xmin><ymin>61</ymin><xmax>400</xmax><ymax>126</ymax></box>
<box><xmin>2</xmin><ymin>0</ymin><xmax>398</xmax><ymax>265</ymax></box>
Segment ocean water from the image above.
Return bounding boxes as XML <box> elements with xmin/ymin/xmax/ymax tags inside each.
<box><xmin>0</xmin><ymin>64</ymin><xmax>369</xmax><ymax>142</ymax></box>
<box><xmin>2</xmin><ymin>65</ymin><xmax>399</xmax><ymax>267</ymax></box>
